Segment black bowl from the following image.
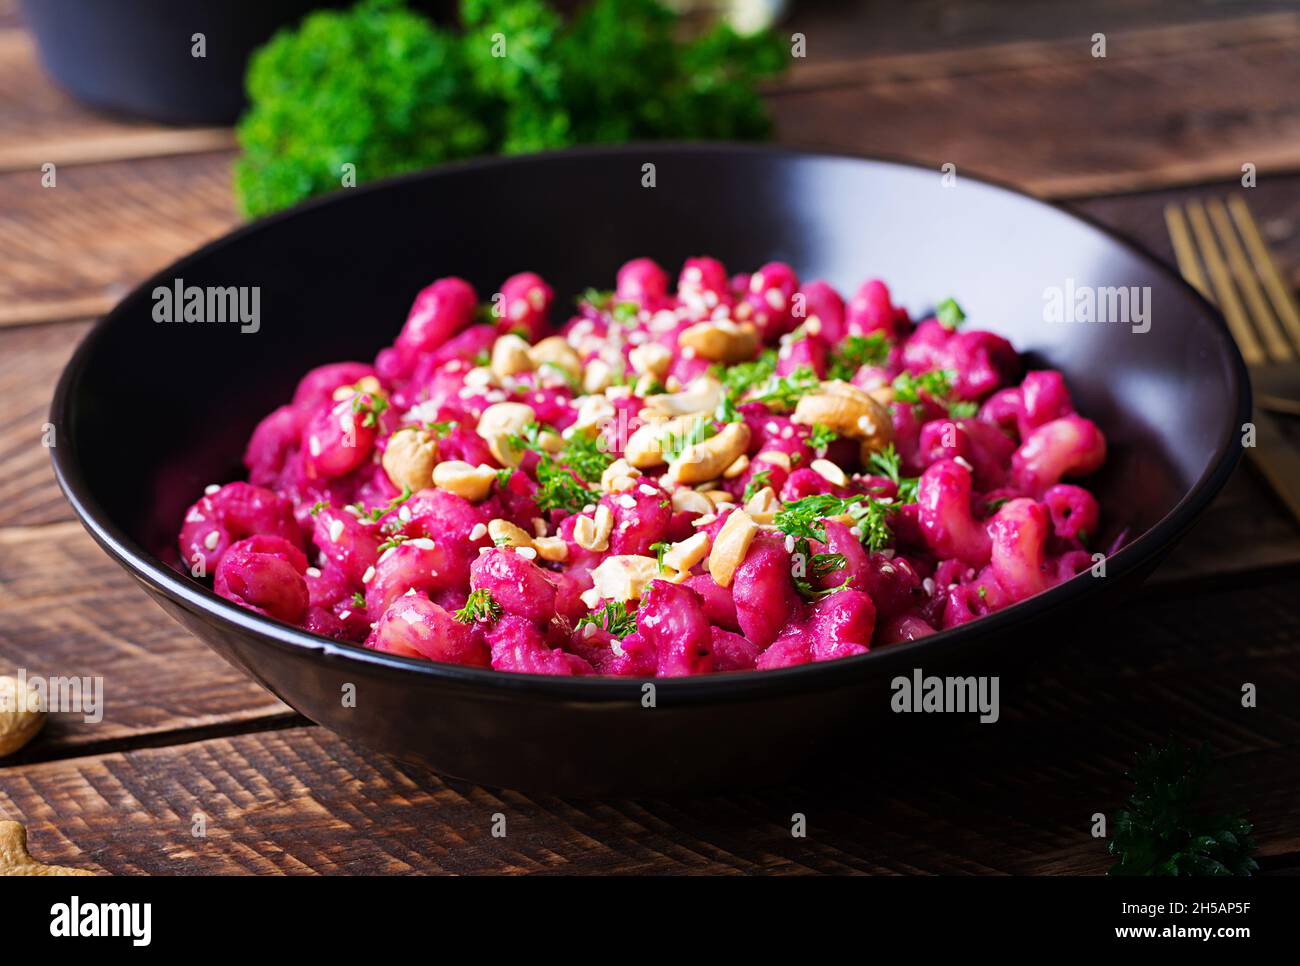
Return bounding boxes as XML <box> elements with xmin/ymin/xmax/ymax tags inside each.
<box><xmin>50</xmin><ymin>145</ymin><xmax>1248</xmax><ymax>795</ymax></box>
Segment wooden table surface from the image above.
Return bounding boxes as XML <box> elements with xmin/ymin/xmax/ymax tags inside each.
<box><xmin>2</xmin><ymin>0</ymin><xmax>1299</xmax><ymax>875</ymax></box>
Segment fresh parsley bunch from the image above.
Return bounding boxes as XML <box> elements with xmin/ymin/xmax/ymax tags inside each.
<box><xmin>235</xmin><ymin>0</ymin><xmax>788</xmax><ymax>216</ymax></box>
<box><xmin>1107</xmin><ymin>743</ymin><xmax>1258</xmax><ymax>876</ymax></box>
<box><xmin>235</xmin><ymin>0</ymin><xmax>491</xmax><ymax>218</ymax></box>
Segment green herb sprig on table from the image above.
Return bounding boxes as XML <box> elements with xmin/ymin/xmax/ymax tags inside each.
<box><xmin>1107</xmin><ymin>743</ymin><xmax>1258</xmax><ymax>876</ymax></box>
<box><xmin>235</xmin><ymin>0</ymin><xmax>788</xmax><ymax>217</ymax></box>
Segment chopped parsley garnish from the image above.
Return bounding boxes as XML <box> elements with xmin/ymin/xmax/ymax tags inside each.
<box><xmin>984</xmin><ymin>496</ymin><xmax>1010</xmax><ymax>513</ymax></box>
<box><xmin>890</xmin><ymin>368</ymin><xmax>976</xmax><ymax>420</ymax></box>
<box><xmin>377</xmin><ymin>533</ymin><xmax>408</xmax><ymax>554</ymax></box>
<box><xmin>866</xmin><ymin>444</ymin><xmax>919</xmax><ymax>504</ymax></box>
<box><xmin>791</xmin><ymin>543</ymin><xmax>851</xmax><ymax>600</ymax></box>
<box><xmin>362</xmin><ymin>486</ymin><xmax>413</xmax><ymax>523</ymax></box>
<box><xmin>649</xmin><ymin>541</ymin><xmax>670</xmax><ymax>574</ymax></box>
<box><xmin>576</xmin><ymin>600</ymin><xmax>638</xmax><ymax>639</ymax></box>
<box><xmin>426</xmin><ymin>420</ymin><xmax>458</xmax><ymax>438</ymax></box>
<box><xmin>661</xmin><ymin>417</ymin><xmax>716</xmax><ymax>463</ymax></box>
<box><xmin>808</xmin><ymin>422</ymin><xmax>838</xmax><ymax>451</ymax></box>
<box><xmin>351</xmin><ymin>591</ymin><xmax>366</xmax><ymax>608</ymax></box>
<box><xmin>578</xmin><ymin>287</ymin><xmax>612</xmax><ymax>309</ymax></box>
<box><xmin>537</xmin><ymin>360</ymin><xmax>580</xmax><ymax>391</ymax></box>
<box><xmin>749</xmin><ymin>366</ymin><xmax>819</xmax><ymax>411</ymax></box>
<box><xmin>827</xmin><ymin>333</ymin><xmax>890</xmax><ymax>381</ymax></box>
<box><xmin>350</xmin><ymin>391</ymin><xmax>389</xmax><ymax>428</ymax></box>
<box><xmin>891</xmin><ymin>369</ymin><xmax>955</xmax><ymax>406</ymax></box>
<box><xmin>577</xmin><ymin>288</ymin><xmax>638</xmax><ymax>325</ymax></box>
<box><xmin>533</xmin><ymin>459</ymin><xmax>594</xmax><ymax>514</ymax></box>
<box><xmin>511</xmin><ymin>422</ymin><xmax>613</xmax><ymax>485</ymax></box>
<box><xmin>309</xmin><ymin>500</ymin><xmax>327</xmax><ymax>517</ymax></box>
<box><xmin>936</xmin><ymin>297</ymin><xmax>966</xmax><ymax>330</ymax></box>
<box><xmin>496</xmin><ymin>467</ymin><xmax>515</xmax><ymax>488</ymax></box>
<box><xmin>611</xmin><ymin>301</ymin><xmax>639</xmax><ymax>325</ymax></box>
<box><xmin>718</xmin><ymin>349</ymin><xmax>777</xmax><ymax>397</ymax></box>
<box><xmin>742</xmin><ymin>469</ymin><xmax>772</xmax><ymax>503</ymax></box>
<box><xmin>454</xmin><ymin>589</ymin><xmax>502</xmax><ymax>625</ymax></box>
<box><xmin>713</xmin><ymin>350</ymin><xmax>778</xmax><ymax>421</ymax></box>
<box><xmin>774</xmin><ymin>493</ymin><xmax>895</xmax><ymax>551</ymax></box>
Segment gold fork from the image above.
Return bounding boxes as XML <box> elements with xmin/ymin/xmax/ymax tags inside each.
<box><xmin>1165</xmin><ymin>196</ymin><xmax>1300</xmax><ymax>523</ymax></box>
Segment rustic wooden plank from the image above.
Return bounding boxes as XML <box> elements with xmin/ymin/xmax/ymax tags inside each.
<box><xmin>784</xmin><ymin>0</ymin><xmax>1299</xmax><ymax>61</ymax></box>
<box><xmin>1071</xmin><ymin>181</ymin><xmax>1300</xmax><ymax>295</ymax></box>
<box><xmin>0</xmin><ymin>320</ymin><xmax>88</xmax><ymax>526</ymax></box>
<box><xmin>0</xmin><ymin>520</ymin><xmax>291</xmax><ymax>754</ymax></box>
<box><xmin>0</xmin><ymin>152</ymin><xmax>238</xmax><ymax>326</ymax></box>
<box><xmin>3</xmin><ymin>568</ymin><xmax>1298</xmax><ymax>875</ymax></box>
<box><xmin>0</xmin><ymin>27</ymin><xmax>235</xmax><ymax>173</ymax></box>
<box><xmin>770</xmin><ymin>13</ymin><xmax>1300</xmax><ymax>198</ymax></box>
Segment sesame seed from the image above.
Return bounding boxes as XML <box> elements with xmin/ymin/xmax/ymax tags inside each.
<box><xmin>638</xmin><ymin>483</ymin><xmax>658</xmax><ymax>497</ymax></box>
<box><xmin>469</xmin><ymin>523</ymin><xmax>487</xmax><ymax>541</ymax></box>
<box><xmin>410</xmin><ymin>538</ymin><xmax>435</xmax><ymax>550</ymax></box>
<box><xmin>398</xmin><ymin>505</ymin><xmax>411</xmax><ymax>522</ymax></box>
<box><xmin>618</xmin><ymin>494</ymin><xmax>637</xmax><ymax>509</ymax></box>
<box><xmin>362</xmin><ymin>566</ymin><xmax>376</xmax><ymax>583</ymax></box>
<box><xmin>328</xmin><ymin>519</ymin><xmax>344</xmax><ymax>543</ymax></box>
<box><xmin>306</xmin><ymin>567</ymin><xmax>322</xmax><ymax>578</ymax></box>
<box><xmin>954</xmin><ymin>456</ymin><xmax>974</xmax><ymax>471</ymax></box>
<box><xmin>923</xmin><ymin>577</ymin><xmax>936</xmax><ymax>596</ymax></box>
<box><xmin>308</xmin><ymin>436</ymin><xmax>322</xmax><ymax>457</ymax></box>
<box><xmin>204</xmin><ymin>483</ymin><xmax>221</xmax><ymax>496</ymax></box>
<box><xmin>339</xmin><ymin>610</ymin><xmax>352</xmax><ymax>620</ymax></box>
<box><xmin>516</xmin><ymin>546</ymin><xmax>538</xmax><ymax>560</ymax></box>
<box><xmin>783</xmin><ymin>535</ymin><xmax>795</xmax><ymax>552</ymax></box>
<box><xmin>781</xmin><ymin>426</ymin><xmax>793</xmax><ymax>439</ymax></box>
<box><xmin>203</xmin><ymin>531</ymin><xmax>220</xmax><ymax>551</ymax></box>
<box><xmin>379</xmin><ymin>547</ymin><xmax>397</xmax><ymax>564</ymax></box>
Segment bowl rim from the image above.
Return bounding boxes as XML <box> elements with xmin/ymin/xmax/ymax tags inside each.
<box><xmin>48</xmin><ymin>142</ymin><xmax>1251</xmax><ymax>703</ymax></box>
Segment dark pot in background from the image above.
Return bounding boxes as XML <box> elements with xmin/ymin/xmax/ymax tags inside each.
<box><xmin>19</xmin><ymin>0</ymin><xmax>455</xmax><ymax>125</ymax></box>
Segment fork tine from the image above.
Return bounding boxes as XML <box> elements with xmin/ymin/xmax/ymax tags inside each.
<box><xmin>1184</xmin><ymin>199</ymin><xmax>1266</xmax><ymax>365</ymax></box>
<box><xmin>1227</xmin><ymin>196</ymin><xmax>1300</xmax><ymax>354</ymax></box>
<box><xmin>1163</xmin><ymin>203</ymin><xmax>1211</xmax><ymax>302</ymax></box>
<box><xmin>1207</xmin><ymin>198</ymin><xmax>1293</xmax><ymax>362</ymax></box>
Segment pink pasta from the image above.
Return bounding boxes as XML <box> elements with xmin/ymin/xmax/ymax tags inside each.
<box><xmin>180</xmin><ymin>257</ymin><xmax>1115</xmax><ymax>675</ymax></box>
